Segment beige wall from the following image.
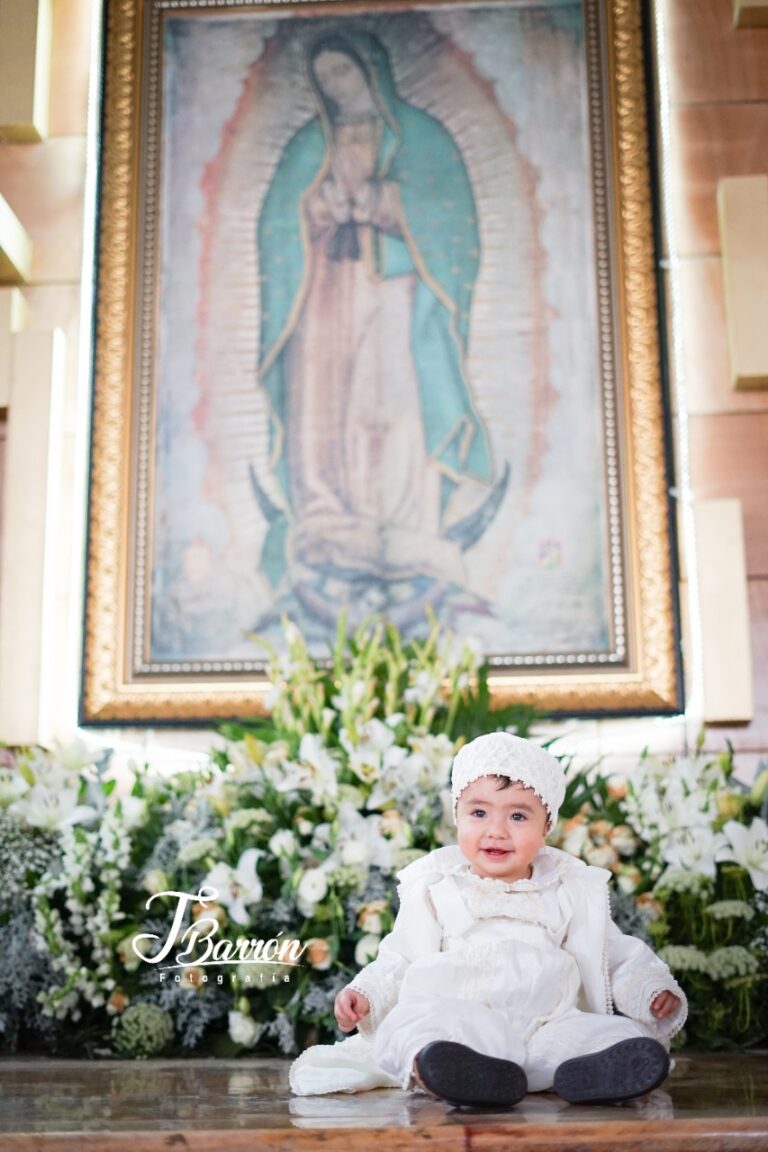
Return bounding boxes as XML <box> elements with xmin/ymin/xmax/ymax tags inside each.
<box><xmin>0</xmin><ymin>0</ymin><xmax>766</xmax><ymax>765</ymax></box>
<box><xmin>659</xmin><ymin>0</ymin><xmax>768</xmax><ymax>767</ymax></box>
<box><xmin>0</xmin><ymin>0</ymin><xmax>94</xmax><ymax>739</ymax></box>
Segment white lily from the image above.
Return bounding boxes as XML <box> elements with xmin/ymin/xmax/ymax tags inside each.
<box><xmin>660</xmin><ymin>827</ymin><xmax>726</xmax><ymax>879</ymax></box>
<box><xmin>203</xmin><ymin>848</ymin><xmax>263</xmax><ymax>925</ymax></box>
<box><xmin>341</xmin><ymin>718</ymin><xmax>394</xmax><ymax>756</ymax></box>
<box><xmin>9</xmin><ymin>786</ymin><xmax>97</xmax><ymax>831</ymax></box>
<box><xmin>296</xmin><ymin>734</ymin><xmax>338</xmax><ymax>803</ymax></box>
<box><xmin>0</xmin><ymin>768</ymin><xmax>29</xmax><ymax>807</ymax></box>
<box><xmin>337</xmin><ymin>803</ymin><xmax>394</xmax><ymax>869</ymax></box>
<box><xmin>366</xmin><ymin>746</ymin><xmax>419</xmax><ymax>809</ymax></box>
<box><xmin>52</xmin><ymin>738</ymin><xmax>101</xmax><ymax>773</ymax></box>
<box><xmin>408</xmin><ymin>733</ymin><xmax>455</xmax><ymax>789</ymax></box>
<box><xmin>720</xmin><ymin>818</ymin><xmax>768</xmax><ymax>891</ymax></box>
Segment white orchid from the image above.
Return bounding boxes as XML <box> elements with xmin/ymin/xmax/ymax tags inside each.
<box><xmin>203</xmin><ymin>848</ymin><xmax>264</xmax><ymax>925</ymax></box>
<box><xmin>720</xmin><ymin>818</ymin><xmax>768</xmax><ymax>891</ymax></box>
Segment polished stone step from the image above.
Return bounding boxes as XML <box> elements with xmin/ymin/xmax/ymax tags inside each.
<box><xmin>0</xmin><ymin>1050</ymin><xmax>765</xmax><ymax>1150</ymax></box>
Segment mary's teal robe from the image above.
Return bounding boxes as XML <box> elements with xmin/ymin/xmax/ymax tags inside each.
<box><xmin>257</xmin><ymin>31</ymin><xmax>493</xmax><ymax>588</ymax></box>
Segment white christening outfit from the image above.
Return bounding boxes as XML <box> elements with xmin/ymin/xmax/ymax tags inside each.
<box><xmin>290</xmin><ymin>844</ymin><xmax>687</xmax><ymax>1096</ymax></box>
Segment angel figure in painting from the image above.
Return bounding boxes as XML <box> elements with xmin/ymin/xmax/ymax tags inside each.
<box><xmin>254</xmin><ymin>30</ymin><xmax>509</xmax><ymax>628</ymax></box>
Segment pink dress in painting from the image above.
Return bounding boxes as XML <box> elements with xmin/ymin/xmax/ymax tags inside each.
<box><xmin>283</xmin><ymin>115</ymin><xmax>465</xmax><ymax>587</ymax></box>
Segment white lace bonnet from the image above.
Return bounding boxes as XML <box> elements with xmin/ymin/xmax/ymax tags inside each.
<box><xmin>451</xmin><ymin>731</ymin><xmax>565</xmax><ymax>827</ymax></box>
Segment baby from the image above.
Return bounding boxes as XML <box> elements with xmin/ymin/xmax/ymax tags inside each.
<box><xmin>291</xmin><ymin>732</ymin><xmax>686</xmax><ymax>1107</ymax></box>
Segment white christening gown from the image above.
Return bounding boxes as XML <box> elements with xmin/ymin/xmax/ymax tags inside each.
<box><xmin>290</xmin><ymin>846</ymin><xmax>686</xmax><ymax>1095</ymax></box>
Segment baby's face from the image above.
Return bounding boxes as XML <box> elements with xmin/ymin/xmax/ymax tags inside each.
<box><xmin>456</xmin><ymin>776</ymin><xmax>549</xmax><ymax>883</ymax></box>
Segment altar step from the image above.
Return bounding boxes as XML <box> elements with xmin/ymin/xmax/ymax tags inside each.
<box><xmin>0</xmin><ymin>1050</ymin><xmax>765</xmax><ymax>1151</ymax></box>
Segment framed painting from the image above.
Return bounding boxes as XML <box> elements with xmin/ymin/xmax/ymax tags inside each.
<box><xmin>82</xmin><ymin>0</ymin><xmax>681</xmax><ymax>723</ymax></box>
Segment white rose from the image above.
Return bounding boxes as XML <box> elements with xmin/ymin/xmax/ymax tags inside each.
<box><xmin>358</xmin><ymin>908</ymin><xmax>383</xmax><ymax>935</ymax></box>
<box><xmin>142</xmin><ymin>869</ymin><xmax>171</xmax><ymax>895</ymax></box>
<box><xmin>228</xmin><ymin>1010</ymin><xmax>260</xmax><ymax>1047</ymax></box>
<box><xmin>297</xmin><ymin>868</ymin><xmax>328</xmax><ymax>915</ymax></box>
<box><xmin>355</xmin><ymin>934</ymin><xmax>380</xmax><ymax>966</ymax></box>
<box><xmin>341</xmin><ymin>839</ymin><xmax>369</xmax><ymax>866</ymax></box>
<box><xmin>584</xmin><ymin>844</ymin><xmax>618</xmax><ymax>869</ymax></box>
<box><xmin>269</xmin><ymin>829</ymin><xmax>297</xmax><ymax>858</ymax></box>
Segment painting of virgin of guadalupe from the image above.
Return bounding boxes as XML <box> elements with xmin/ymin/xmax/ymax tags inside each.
<box><xmin>255</xmin><ymin>31</ymin><xmax>508</xmax><ymax>630</ymax></box>
<box><xmin>84</xmin><ymin>0</ymin><xmax>681</xmax><ymax>719</ymax></box>
<box><xmin>148</xmin><ymin>1</ymin><xmax>622</xmax><ymax>666</ymax></box>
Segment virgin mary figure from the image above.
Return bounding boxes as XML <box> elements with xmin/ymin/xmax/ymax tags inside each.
<box><xmin>256</xmin><ymin>30</ymin><xmax>504</xmax><ymax>621</ymax></box>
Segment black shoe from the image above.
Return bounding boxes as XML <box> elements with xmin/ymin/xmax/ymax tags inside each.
<box><xmin>415</xmin><ymin>1041</ymin><xmax>528</xmax><ymax>1109</ymax></box>
<box><xmin>553</xmin><ymin>1037</ymin><xmax>670</xmax><ymax>1105</ymax></box>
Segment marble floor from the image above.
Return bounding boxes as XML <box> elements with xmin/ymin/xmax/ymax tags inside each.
<box><xmin>0</xmin><ymin>1051</ymin><xmax>765</xmax><ymax>1150</ymax></box>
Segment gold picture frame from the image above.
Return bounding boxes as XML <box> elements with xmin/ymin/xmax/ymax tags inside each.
<box><xmin>82</xmin><ymin>0</ymin><xmax>680</xmax><ymax>723</ymax></box>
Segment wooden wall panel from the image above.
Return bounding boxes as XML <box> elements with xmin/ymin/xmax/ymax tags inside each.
<box><xmin>661</xmin><ymin>0</ymin><xmax>768</xmax><ymax>104</ymax></box>
<box><xmin>0</xmin><ymin>138</ymin><xmax>86</xmax><ymax>284</ymax></box>
<box><xmin>669</xmin><ymin>104</ymin><xmax>768</xmax><ymax>256</ymax></box>
<box><xmin>688</xmin><ymin>412</ymin><xmax>768</xmax><ymax>577</ymax></box>
<box><xmin>701</xmin><ymin>579</ymin><xmax>768</xmax><ymax>750</ymax></box>
<box><xmin>49</xmin><ymin>0</ymin><xmax>93</xmax><ymax>136</ymax></box>
<box><xmin>679</xmin><ymin>257</ymin><xmax>768</xmax><ymax>414</ymax></box>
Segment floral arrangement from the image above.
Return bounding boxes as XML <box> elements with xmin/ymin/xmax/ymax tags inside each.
<box><xmin>0</xmin><ymin>617</ymin><xmax>765</xmax><ymax>1058</ymax></box>
<box><xmin>554</xmin><ymin>740</ymin><xmax>768</xmax><ymax>1048</ymax></box>
<box><xmin>0</xmin><ymin>617</ymin><xmax>532</xmax><ymax>1058</ymax></box>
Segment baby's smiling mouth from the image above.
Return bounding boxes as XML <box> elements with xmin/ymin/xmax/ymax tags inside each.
<box><xmin>482</xmin><ymin>848</ymin><xmax>511</xmax><ymax>856</ymax></box>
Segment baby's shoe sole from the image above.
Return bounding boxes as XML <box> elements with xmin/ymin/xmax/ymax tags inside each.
<box><xmin>553</xmin><ymin>1037</ymin><xmax>670</xmax><ymax>1105</ymax></box>
<box><xmin>416</xmin><ymin>1041</ymin><xmax>528</xmax><ymax>1108</ymax></box>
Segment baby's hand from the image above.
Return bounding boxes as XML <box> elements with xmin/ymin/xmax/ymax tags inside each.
<box><xmin>651</xmin><ymin>990</ymin><xmax>681</xmax><ymax>1020</ymax></box>
<box><xmin>334</xmin><ymin>987</ymin><xmax>371</xmax><ymax>1032</ymax></box>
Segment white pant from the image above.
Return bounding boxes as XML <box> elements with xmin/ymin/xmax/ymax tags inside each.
<box><xmin>372</xmin><ymin>998</ymin><xmax>651</xmax><ymax>1092</ymax></box>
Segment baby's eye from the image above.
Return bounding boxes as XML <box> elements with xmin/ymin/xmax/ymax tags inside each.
<box><xmin>470</xmin><ymin>808</ymin><xmax>486</xmax><ymax>818</ymax></box>
<box><xmin>510</xmin><ymin>812</ymin><xmax>527</xmax><ymax>822</ymax></box>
